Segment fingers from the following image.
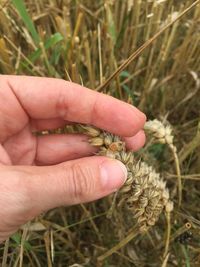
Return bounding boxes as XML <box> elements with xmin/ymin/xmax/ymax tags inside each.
<box><xmin>0</xmin><ymin>166</ymin><xmax>40</xmax><ymax>240</ymax></box>
<box><xmin>0</xmin><ymin>157</ymin><xmax>127</xmax><ymax>240</ymax></box>
<box><xmin>3</xmin><ymin>125</ymin><xmax>146</xmax><ymax>166</ymax></box>
<box><xmin>35</xmin><ymin>134</ymin><xmax>98</xmax><ymax>165</ymax></box>
<box><xmin>35</xmin><ymin>131</ymin><xmax>146</xmax><ymax>165</ymax></box>
<box><xmin>28</xmin><ymin>157</ymin><xmax>127</xmax><ymax>210</ymax></box>
<box><xmin>0</xmin><ymin>77</ymin><xmax>28</xmax><ymax>142</ymax></box>
<box><xmin>124</xmin><ymin>130</ymin><xmax>146</xmax><ymax>152</ymax></box>
<box><xmin>3</xmin><ymin>124</ymin><xmax>145</xmax><ymax>165</ymax></box>
<box><xmin>3</xmin><ymin>125</ymin><xmax>36</xmax><ymax>165</ymax></box>
<box><xmin>31</xmin><ymin>118</ymin><xmax>67</xmax><ymax>131</ymax></box>
<box><xmin>3</xmin><ymin>75</ymin><xmax>146</xmax><ymax>137</ymax></box>
<box><xmin>0</xmin><ymin>157</ymin><xmax>127</xmax><ymax>241</ymax></box>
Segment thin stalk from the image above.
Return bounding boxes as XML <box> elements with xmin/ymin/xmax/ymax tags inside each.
<box><xmin>80</xmin><ymin>204</ymin><xmax>101</xmax><ymax>241</ymax></box>
<box><xmin>3</xmin><ymin>35</ymin><xmax>43</xmax><ymax>76</ymax></box>
<box><xmin>163</xmin><ymin>211</ymin><xmax>171</xmax><ymax>258</ymax></box>
<box><xmin>19</xmin><ymin>223</ymin><xmax>30</xmax><ymax>267</ymax></box>
<box><xmin>2</xmin><ymin>238</ymin><xmax>9</xmax><ymax>267</ymax></box>
<box><xmin>169</xmin><ymin>144</ymin><xmax>182</xmax><ymax>207</ymax></box>
<box><xmin>156</xmin><ymin>222</ymin><xmax>192</xmax><ymax>251</ymax></box>
<box><xmin>179</xmin><ymin>122</ymin><xmax>200</xmax><ymax>164</ymax></box>
<box><xmin>97</xmin><ymin>227</ymin><xmax>140</xmax><ymax>262</ymax></box>
<box><xmin>98</xmin><ymin>23</ymin><xmax>103</xmax><ymax>85</ymax></box>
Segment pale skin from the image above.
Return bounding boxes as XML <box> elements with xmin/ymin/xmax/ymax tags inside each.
<box><xmin>0</xmin><ymin>75</ymin><xmax>146</xmax><ymax>242</ymax></box>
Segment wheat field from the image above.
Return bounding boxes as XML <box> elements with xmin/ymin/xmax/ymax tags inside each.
<box><xmin>0</xmin><ymin>0</ymin><xmax>200</xmax><ymax>266</ymax></box>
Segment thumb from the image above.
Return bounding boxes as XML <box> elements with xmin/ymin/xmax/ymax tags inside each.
<box><xmin>0</xmin><ymin>157</ymin><xmax>127</xmax><ymax>242</ymax></box>
<box><xmin>28</xmin><ymin>156</ymin><xmax>127</xmax><ymax>212</ymax></box>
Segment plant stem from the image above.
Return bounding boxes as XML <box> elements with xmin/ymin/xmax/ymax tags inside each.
<box><xmin>97</xmin><ymin>227</ymin><xmax>140</xmax><ymax>262</ymax></box>
<box><xmin>163</xmin><ymin>211</ymin><xmax>171</xmax><ymax>258</ymax></box>
<box><xmin>170</xmin><ymin>144</ymin><xmax>182</xmax><ymax>207</ymax></box>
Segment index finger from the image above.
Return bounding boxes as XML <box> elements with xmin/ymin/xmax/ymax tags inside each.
<box><xmin>5</xmin><ymin>75</ymin><xmax>146</xmax><ymax>137</ymax></box>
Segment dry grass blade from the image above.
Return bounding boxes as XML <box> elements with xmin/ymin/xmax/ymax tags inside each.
<box><xmin>98</xmin><ymin>228</ymin><xmax>139</xmax><ymax>262</ymax></box>
<box><xmin>2</xmin><ymin>239</ymin><xmax>9</xmax><ymax>267</ymax></box>
<box><xmin>179</xmin><ymin>121</ymin><xmax>200</xmax><ymax>163</ymax></box>
<box><xmin>44</xmin><ymin>231</ymin><xmax>53</xmax><ymax>267</ymax></box>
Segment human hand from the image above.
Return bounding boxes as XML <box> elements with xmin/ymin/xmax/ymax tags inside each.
<box><xmin>0</xmin><ymin>75</ymin><xmax>146</xmax><ymax>242</ymax></box>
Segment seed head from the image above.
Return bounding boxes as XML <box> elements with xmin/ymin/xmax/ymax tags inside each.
<box><xmin>144</xmin><ymin>119</ymin><xmax>174</xmax><ymax>145</ymax></box>
<box><xmin>73</xmin><ymin>124</ymin><xmax>171</xmax><ymax>232</ymax></box>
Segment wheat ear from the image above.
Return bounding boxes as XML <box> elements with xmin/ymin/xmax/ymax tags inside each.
<box><xmin>144</xmin><ymin>119</ymin><xmax>182</xmax><ymax>206</ymax></box>
<box><xmin>75</xmin><ymin>124</ymin><xmax>171</xmax><ymax>232</ymax></box>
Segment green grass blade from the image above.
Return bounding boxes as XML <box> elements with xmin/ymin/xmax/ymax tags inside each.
<box><xmin>10</xmin><ymin>232</ymin><xmax>21</xmax><ymax>244</ymax></box>
<box><xmin>105</xmin><ymin>4</ymin><xmax>117</xmax><ymax>45</ymax></box>
<box><xmin>12</xmin><ymin>0</ymin><xmax>40</xmax><ymax>45</ymax></box>
<box><xmin>30</xmin><ymin>32</ymin><xmax>64</xmax><ymax>62</ymax></box>
<box><xmin>181</xmin><ymin>245</ymin><xmax>191</xmax><ymax>267</ymax></box>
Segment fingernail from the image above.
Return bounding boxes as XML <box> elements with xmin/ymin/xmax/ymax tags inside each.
<box><xmin>100</xmin><ymin>160</ymin><xmax>127</xmax><ymax>191</ymax></box>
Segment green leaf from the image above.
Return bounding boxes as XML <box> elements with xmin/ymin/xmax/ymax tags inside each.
<box><xmin>122</xmin><ymin>84</ymin><xmax>135</xmax><ymax>103</ymax></box>
<box><xmin>23</xmin><ymin>241</ymin><xmax>32</xmax><ymax>251</ymax></box>
<box><xmin>120</xmin><ymin>71</ymin><xmax>130</xmax><ymax>78</ymax></box>
<box><xmin>115</xmin><ymin>12</ymin><xmax>130</xmax><ymax>49</ymax></box>
<box><xmin>11</xmin><ymin>232</ymin><xmax>21</xmax><ymax>244</ymax></box>
<box><xmin>122</xmin><ymin>84</ymin><xmax>131</xmax><ymax>95</ymax></box>
<box><xmin>148</xmin><ymin>143</ymin><xmax>166</xmax><ymax>159</ymax></box>
<box><xmin>10</xmin><ymin>233</ymin><xmax>32</xmax><ymax>251</ymax></box>
<box><xmin>105</xmin><ymin>4</ymin><xmax>117</xmax><ymax>45</ymax></box>
<box><xmin>50</xmin><ymin>44</ymin><xmax>62</xmax><ymax>65</ymax></box>
<box><xmin>12</xmin><ymin>0</ymin><xmax>40</xmax><ymax>44</ymax></box>
<box><xmin>29</xmin><ymin>32</ymin><xmax>64</xmax><ymax>62</ymax></box>
<box><xmin>181</xmin><ymin>245</ymin><xmax>191</xmax><ymax>267</ymax></box>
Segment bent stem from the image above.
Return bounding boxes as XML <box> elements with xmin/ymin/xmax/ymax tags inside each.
<box><xmin>163</xmin><ymin>211</ymin><xmax>171</xmax><ymax>259</ymax></box>
<box><xmin>169</xmin><ymin>144</ymin><xmax>182</xmax><ymax>207</ymax></box>
<box><xmin>106</xmin><ymin>191</ymin><xmax>119</xmax><ymax>219</ymax></box>
<box><xmin>97</xmin><ymin>227</ymin><xmax>140</xmax><ymax>262</ymax></box>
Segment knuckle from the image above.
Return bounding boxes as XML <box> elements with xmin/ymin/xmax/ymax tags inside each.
<box><xmin>67</xmin><ymin>162</ymin><xmax>95</xmax><ymax>202</ymax></box>
<box><xmin>55</xmin><ymin>89</ymin><xmax>69</xmax><ymax>119</ymax></box>
<box><xmin>90</xmin><ymin>96</ymin><xmax>99</xmax><ymax>125</ymax></box>
<box><xmin>55</xmin><ymin>81</ymin><xmax>73</xmax><ymax>120</ymax></box>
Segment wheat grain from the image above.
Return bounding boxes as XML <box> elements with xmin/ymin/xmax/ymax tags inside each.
<box><xmin>144</xmin><ymin>119</ymin><xmax>182</xmax><ymax>206</ymax></box>
<box><xmin>75</xmin><ymin>124</ymin><xmax>171</xmax><ymax>232</ymax></box>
